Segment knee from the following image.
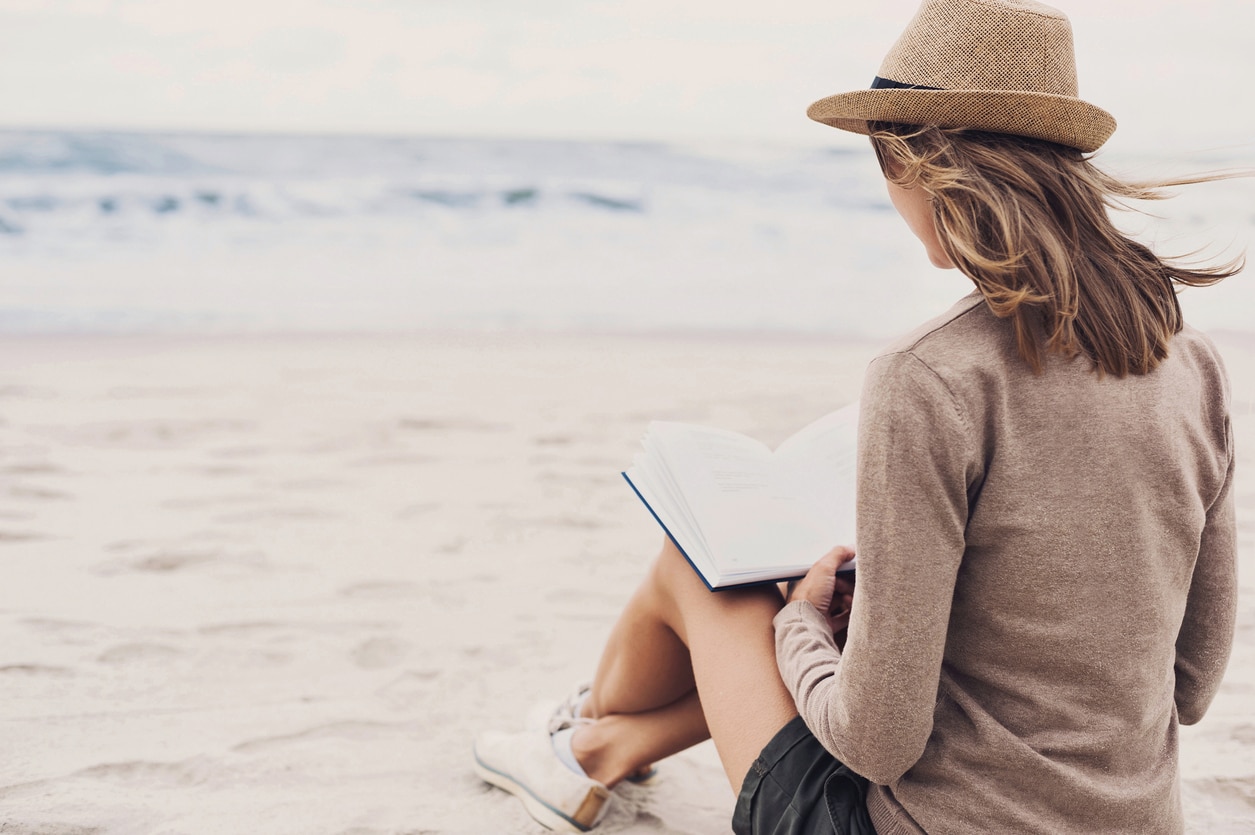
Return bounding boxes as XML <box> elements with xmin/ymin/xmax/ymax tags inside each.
<box><xmin>649</xmin><ymin>537</ymin><xmax>786</xmax><ymax>609</ymax></box>
<box><xmin>648</xmin><ymin>537</ymin><xmax>702</xmax><ymax>598</ymax></box>
<box><xmin>647</xmin><ymin>537</ymin><xmax>687</xmax><ymax>590</ymax></box>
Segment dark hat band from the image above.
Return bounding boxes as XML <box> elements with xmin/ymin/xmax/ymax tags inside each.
<box><xmin>871</xmin><ymin>76</ymin><xmax>941</xmax><ymax>91</ymax></box>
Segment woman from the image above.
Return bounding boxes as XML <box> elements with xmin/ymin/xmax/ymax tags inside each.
<box><xmin>474</xmin><ymin>0</ymin><xmax>1239</xmax><ymax>832</ymax></box>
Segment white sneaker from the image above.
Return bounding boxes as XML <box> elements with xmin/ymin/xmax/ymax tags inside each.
<box><xmin>528</xmin><ymin>682</ymin><xmax>659</xmax><ymax>786</ymax></box>
<box><xmin>474</xmin><ymin>728</ymin><xmax>611</xmax><ymax>832</ymax></box>
<box><xmin>528</xmin><ymin>681</ymin><xmax>593</xmax><ymax>735</ymax></box>
<box><xmin>549</xmin><ymin>681</ymin><xmax>593</xmax><ymax>731</ymax></box>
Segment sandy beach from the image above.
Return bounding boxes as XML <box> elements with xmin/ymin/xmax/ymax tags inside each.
<box><xmin>1</xmin><ymin>328</ymin><xmax>1252</xmax><ymax>834</ymax></box>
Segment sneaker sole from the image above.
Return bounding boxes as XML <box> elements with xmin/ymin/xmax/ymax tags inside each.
<box><xmin>473</xmin><ymin>749</ymin><xmax>597</xmax><ymax>833</ymax></box>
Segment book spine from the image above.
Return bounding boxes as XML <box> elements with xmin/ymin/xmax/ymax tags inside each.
<box><xmin>620</xmin><ymin>471</ymin><xmax>718</xmax><ymax>592</ymax></box>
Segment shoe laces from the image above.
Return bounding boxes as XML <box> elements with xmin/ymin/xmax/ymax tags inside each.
<box><xmin>547</xmin><ymin>682</ymin><xmax>594</xmax><ymax>735</ymax></box>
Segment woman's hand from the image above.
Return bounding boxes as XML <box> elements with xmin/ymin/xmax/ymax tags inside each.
<box><xmin>786</xmin><ymin>546</ymin><xmax>857</xmax><ymax>634</ymax></box>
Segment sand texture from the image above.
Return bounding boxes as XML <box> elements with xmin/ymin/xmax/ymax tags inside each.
<box><xmin>0</xmin><ymin>331</ymin><xmax>1252</xmax><ymax>834</ymax></box>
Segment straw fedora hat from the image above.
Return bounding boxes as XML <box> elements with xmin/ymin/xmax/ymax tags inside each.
<box><xmin>808</xmin><ymin>0</ymin><xmax>1116</xmax><ymax>152</ymax></box>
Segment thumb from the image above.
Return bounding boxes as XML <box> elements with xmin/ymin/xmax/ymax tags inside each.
<box><xmin>820</xmin><ymin>545</ymin><xmax>856</xmax><ymax>571</ymax></box>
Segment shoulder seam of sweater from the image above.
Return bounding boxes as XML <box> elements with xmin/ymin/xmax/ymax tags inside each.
<box><xmin>897</xmin><ymin>294</ymin><xmax>986</xmax><ymax>353</ymax></box>
<box><xmin>899</xmin><ymin>352</ymin><xmax>972</xmax><ymax>438</ymax></box>
<box><xmin>873</xmin><ymin>298</ymin><xmax>981</xmax><ymax>437</ymax></box>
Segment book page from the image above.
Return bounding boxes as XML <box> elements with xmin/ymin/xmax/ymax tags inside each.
<box><xmin>647</xmin><ymin>422</ymin><xmax>771</xmax><ymax>500</ymax></box>
<box><xmin>699</xmin><ymin>495</ymin><xmax>835</xmax><ymax>579</ymax></box>
<box><xmin>774</xmin><ymin>402</ymin><xmax>859</xmax><ymax>475</ymax></box>
<box><xmin>623</xmin><ymin>456</ymin><xmax>718</xmax><ymax>583</ymax></box>
<box><xmin>625</xmin><ymin>408</ymin><xmax>859</xmax><ymax>587</ymax></box>
<box><xmin>771</xmin><ymin>403</ymin><xmax>859</xmax><ymax>546</ymax></box>
<box><xmin>649</xmin><ymin>422</ymin><xmax>839</xmax><ymax>581</ymax></box>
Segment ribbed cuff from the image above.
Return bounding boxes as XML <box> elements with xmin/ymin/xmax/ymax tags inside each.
<box><xmin>773</xmin><ymin>599</ymin><xmax>836</xmax><ymax>635</ymax></box>
<box><xmin>868</xmin><ymin>784</ymin><xmax>928</xmax><ymax>834</ymax></box>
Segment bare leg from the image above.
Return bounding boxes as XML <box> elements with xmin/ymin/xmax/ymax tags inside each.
<box><xmin>573</xmin><ymin>689</ymin><xmax>709</xmax><ymax>786</ymax></box>
<box><xmin>572</xmin><ymin>538</ymin><xmax>798</xmax><ymax>792</ymax></box>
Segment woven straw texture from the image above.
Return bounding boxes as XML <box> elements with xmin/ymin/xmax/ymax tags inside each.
<box><xmin>808</xmin><ymin>0</ymin><xmax>1116</xmax><ymax>151</ymax></box>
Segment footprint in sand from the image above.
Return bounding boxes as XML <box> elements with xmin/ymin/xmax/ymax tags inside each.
<box><xmin>73</xmin><ymin>755</ymin><xmax>220</xmax><ymax>788</ymax></box>
<box><xmin>350</xmin><ymin>452</ymin><xmax>437</xmax><ymax>468</ymax></box>
<box><xmin>533</xmin><ymin>434</ymin><xmax>576</xmax><ymax>446</ymax></box>
<box><xmin>1188</xmin><ymin>775</ymin><xmax>1255</xmax><ymax>815</ymax></box>
<box><xmin>207</xmin><ymin>444</ymin><xmax>269</xmax><ymax>460</ymax></box>
<box><xmin>397</xmin><ymin>416</ymin><xmax>506</xmax><ymax>433</ymax></box>
<box><xmin>231</xmin><ymin>720</ymin><xmax>400</xmax><ymax>754</ymax></box>
<box><xmin>395</xmin><ymin>502</ymin><xmax>440</xmax><ymax>519</ymax></box>
<box><xmin>375</xmin><ymin>669</ymin><xmax>441</xmax><ymax>707</ymax></box>
<box><xmin>96</xmin><ymin>643</ymin><xmax>183</xmax><ymax>665</ymax></box>
<box><xmin>95</xmin><ymin>546</ymin><xmax>265</xmax><ymax>576</ymax></box>
<box><xmin>0</xmin><ymin>462</ymin><xmax>64</xmax><ymax>475</ymax></box>
<box><xmin>132</xmin><ymin>550</ymin><xmax>223</xmax><ymax>572</ymax></box>
<box><xmin>196</xmin><ymin>620</ymin><xmax>288</xmax><ymax>637</ymax></box>
<box><xmin>338</xmin><ymin>581</ymin><xmax>425</xmax><ymax>600</ymax></box>
<box><xmin>0</xmin><ymin>663</ymin><xmax>73</xmax><ymax>677</ymax></box>
<box><xmin>161</xmin><ymin>493</ymin><xmax>262</xmax><ymax>510</ymax></box>
<box><xmin>0</xmin><ymin>530</ymin><xmax>47</xmax><ymax>543</ymax></box>
<box><xmin>0</xmin><ymin>385</ymin><xmax>59</xmax><ymax>403</ymax></box>
<box><xmin>435</xmin><ymin>537</ymin><xmax>467</xmax><ymax>555</ymax></box>
<box><xmin>46</xmin><ymin>419</ymin><xmax>251</xmax><ymax>450</ymax></box>
<box><xmin>215</xmin><ymin>506</ymin><xmax>330</xmax><ymax>524</ymax></box>
<box><xmin>350</xmin><ymin>637</ymin><xmax>409</xmax><ymax>669</ymax></box>
<box><xmin>4</xmin><ymin>483</ymin><xmax>70</xmax><ymax>501</ymax></box>
<box><xmin>1227</xmin><ymin>722</ymin><xmax>1255</xmax><ymax>746</ymax></box>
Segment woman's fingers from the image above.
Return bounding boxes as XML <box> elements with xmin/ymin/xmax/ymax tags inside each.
<box><xmin>785</xmin><ymin>545</ymin><xmax>857</xmax><ymax>618</ymax></box>
<box><xmin>788</xmin><ymin>563</ymin><xmax>833</xmax><ymax>611</ymax></box>
<box><xmin>820</xmin><ymin>545</ymin><xmax>856</xmax><ymax>569</ymax></box>
<box><xmin>828</xmin><ymin>609</ymin><xmax>852</xmax><ymax>632</ymax></box>
<box><xmin>815</xmin><ymin>546</ymin><xmax>856</xmax><ymax>635</ymax></box>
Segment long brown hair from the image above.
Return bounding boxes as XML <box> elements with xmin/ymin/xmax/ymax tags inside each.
<box><xmin>870</xmin><ymin>124</ymin><xmax>1244</xmax><ymax>376</ymax></box>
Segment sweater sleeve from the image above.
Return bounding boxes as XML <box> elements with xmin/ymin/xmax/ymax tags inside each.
<box><xmin>775</xmin><ymin>350</ymin><xmax>975</xmax><ymax>785</ymax></box>
<box><xmin>1174</xmin><ymin>416</ymin><xmax>1237</xmax><ymax>725</ymax></box>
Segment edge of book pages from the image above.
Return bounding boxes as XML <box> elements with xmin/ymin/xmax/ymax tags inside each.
<box><xmin>622</xmin><ymin>471</ymin><xmax>809</xmax><ymax>592</ymax></box>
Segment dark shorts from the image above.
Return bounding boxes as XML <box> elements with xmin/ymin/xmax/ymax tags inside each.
<box><xmin>732</xmin><ymin>715</ymin><xmax>876</xmax><ymax>835</ymax></box>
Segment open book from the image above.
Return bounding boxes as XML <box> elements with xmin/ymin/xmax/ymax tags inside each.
<box><xmin>622</xmin><ymin>404</ymin><xmax>859</xmax><ymax>590</ymax></box>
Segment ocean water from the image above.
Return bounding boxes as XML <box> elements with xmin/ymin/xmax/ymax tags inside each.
<box><xmin>0</xmin><ymin>130</ymin><xmax>1251</xmax><ymax>337</ymax></box>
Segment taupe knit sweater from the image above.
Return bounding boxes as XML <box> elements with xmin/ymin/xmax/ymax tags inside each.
<box><xmin>774</xmin><ymin>293</ymin><xmax>1236</xmax><ymax>834</ymax></box>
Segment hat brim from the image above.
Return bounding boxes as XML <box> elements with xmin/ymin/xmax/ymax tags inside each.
<box><xmin>807</xmin><ymin>88</ymin><xmax>1116</xmax><ymax>153</ymax></box>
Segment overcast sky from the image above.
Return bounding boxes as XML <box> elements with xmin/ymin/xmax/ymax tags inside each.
<box><xmin>1</xmin><ymin>0</ymin><xmax>1252</xmax><ymax>155</ymax></box>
